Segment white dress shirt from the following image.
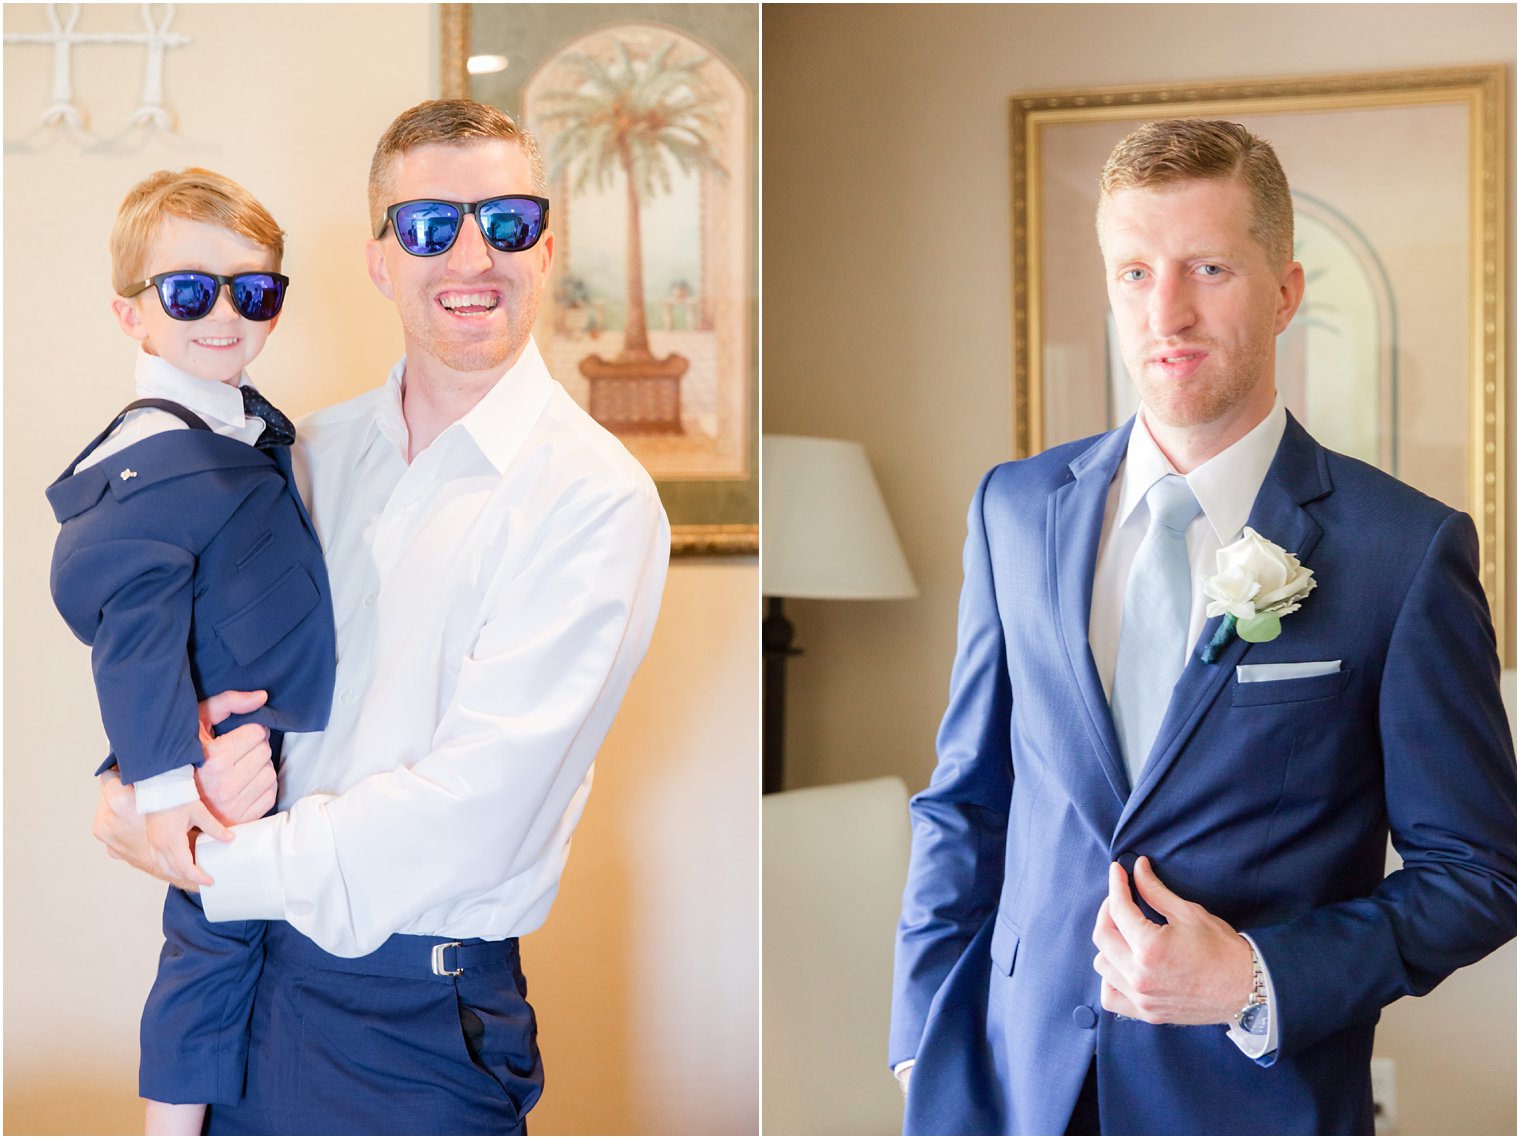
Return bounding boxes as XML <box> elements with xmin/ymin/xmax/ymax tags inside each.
<box><xmin>1090</xmin><ymin>398</ymin><xmax>1286</xmax><ymax>1059</ymax></box>
<box><xmin>199</xmin><ymin>337</ymin><xmax>670</xmax><ymax>958</ymax></box>
<box><xmin>85</xmin><ymin>352</ymin><xmax>268</xmax><ymax>814</ymax></box>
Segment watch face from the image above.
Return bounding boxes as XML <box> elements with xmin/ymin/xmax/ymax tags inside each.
<box><xmin>1239</xmin><ymin>1003</ymin><xmax>1269</xmax><ymax>1035</ymax></box>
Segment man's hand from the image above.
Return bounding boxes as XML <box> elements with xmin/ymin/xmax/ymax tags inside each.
<box><xmin>1091</xmin><ymin>856</ymin><xmax>1252</xmax><ymax>1025</ymax></box>
<box><xmin>196</xmin><ymin>690</ymin><xmax>276</xmax><ymax>826</ymax></box>
<box><xmin>94</xmin><ymin>771</ymin><xmax>201</xmax><ymax>892</ymax></box>
<box><xmin>92</xmin><ymin>689</ymin><xmax>272</xmax><ymax>887</ymax></box>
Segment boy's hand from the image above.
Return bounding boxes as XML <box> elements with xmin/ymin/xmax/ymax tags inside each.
<box><xmin>196</xmin><ymin>690</ymin><xmax>275</xmax><ymax>825</ymax></box>
<box><xmin>143</xmin><ymin>801</ymin><xmax>235</xmax><ymax>887</ymax></box>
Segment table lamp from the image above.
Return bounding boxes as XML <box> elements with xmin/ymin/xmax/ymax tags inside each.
<box><xmin>762</xmin><ymin>435</ymin><xmax>918</xmax><ymax>792</ymax></box>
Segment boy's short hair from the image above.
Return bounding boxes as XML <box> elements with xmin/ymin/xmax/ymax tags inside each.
<box><xmin>111</xmin><ymin>168</ymin><xmax>285</xmax><ymax>295</ymax></box>
<box><xmin>368</xmin><ymin>99</ymin><xmax>548</xmax><ymax>236</ymax></box>
<box><xmin>1097</xmin><ymin>118</ymin><xmax>1294</xmax><ymax>268</ymax></box>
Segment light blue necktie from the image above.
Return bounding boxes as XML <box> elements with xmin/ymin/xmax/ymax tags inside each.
<box><xmin>1111</xmin><ymin>474</ymin><xmax>1201</xmax><ymax>790</ymax></box>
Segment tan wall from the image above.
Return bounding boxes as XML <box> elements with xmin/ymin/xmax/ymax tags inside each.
<box><xmin>3</xmin><ymin>5</ymin><xmax>757</xmax><ymax>1134</ymax></box>
<box><xmin>763</xmin><ymin>4</ymin><xmax>1515</xmax><ymax>1135</ymax></box>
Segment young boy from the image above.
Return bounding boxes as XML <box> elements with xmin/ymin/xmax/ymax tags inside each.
<box><xmin>46</xmin><ymin>168</ymin><xmax>335</xmax><ymax>1135</ymax></box>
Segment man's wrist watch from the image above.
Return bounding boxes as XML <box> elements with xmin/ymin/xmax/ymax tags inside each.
<box><xmin>1232</xmin><ymin>939</ymin><xmax>1269</xmax><ymax>1035</ymax></box>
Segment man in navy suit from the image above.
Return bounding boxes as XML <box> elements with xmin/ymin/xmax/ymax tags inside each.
<box><xmin>890</xmin><ymin>119</ymin><xmax>1515</xmax><ymax>1135</ymax></box>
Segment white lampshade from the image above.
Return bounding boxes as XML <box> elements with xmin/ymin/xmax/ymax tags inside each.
<box><xmin>762</xmin><ymin>435</ymin><xmax>918</xmax><ymax>600</ymax></box>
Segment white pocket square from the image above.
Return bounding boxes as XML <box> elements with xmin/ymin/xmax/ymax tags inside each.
<box><xmin>1236</xmin><ymin>661</ymin><xmax>1342</xmax><ymax>683</ymax></box>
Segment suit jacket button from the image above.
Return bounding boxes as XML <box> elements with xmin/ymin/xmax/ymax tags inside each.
<box><xmin>1072</xmin><ymin>1005</ymin><xmax>1098</xmax><ymax>1030</ymax></box>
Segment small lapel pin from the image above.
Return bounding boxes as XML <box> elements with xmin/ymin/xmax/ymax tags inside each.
<box><xmin>120</xmin><ymin>469</ymin><xmax>138</xmax><ymax>481</ymax></box>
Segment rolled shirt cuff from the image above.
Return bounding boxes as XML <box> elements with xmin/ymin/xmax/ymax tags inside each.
<box><xmin>198</xmin><ymin>813</ymin><xmax>286</xmax><ymax>922</ymax></box>
<box><xmin>133</xmin><ymin>765</ymin><xmax>200</xmax><ymax>813</ymax></box>
<box><xmin>1226</xmin><ymin>931</ymin><xmax>1279</xmax><ymax>1059</ymax></box>
<box><xmin>893</xmin><ymin>1058</ymin><xmax>914</xmax><ymax>1095</ymax></box>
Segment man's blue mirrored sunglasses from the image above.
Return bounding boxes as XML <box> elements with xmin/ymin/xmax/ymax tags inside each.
<box><xmin>375</xmin><ymin>195</ymin><xmax>550</xmax><ymax>257</ymax></box>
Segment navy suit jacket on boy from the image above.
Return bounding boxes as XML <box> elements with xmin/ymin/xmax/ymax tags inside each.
<box><xmin>48</xmin><ymin>409</ymin><xmax>335</xmax><ymax>786</ymax></box>
<box><xmin>890</xmin><ymin>413</ymin><xmax>1516</xmax><ymax>1135</ymax></box>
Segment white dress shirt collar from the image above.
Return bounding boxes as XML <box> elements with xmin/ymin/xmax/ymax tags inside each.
<box><xmin>1116</xmin><ymin>397</ymin><xmax>1288</xmax><ymax>544</ymax></box>
<box><xmin>377</xmin><ymin>337</ymin><xmax>558</xmax><ymax>472</ymax></box>
<box><xmin>133</xmin><ymin>349</ymin><xmax>256</xmax><ymax>433</ymax></box>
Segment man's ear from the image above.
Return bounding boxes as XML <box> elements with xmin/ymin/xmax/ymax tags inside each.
<box><xmin>365</xmin><ymin>240</ymin><xmax>395</xmax><ymax>301</ymax></box>
<box><xmin>111</xmin><ymin>296</ymin><xmax>150</xmax><ymax>344</ymax></box>
<box><xmin>539</xmin><ymin>230</ymin><xmax>554</xmax><ymax>277</ymax></box>
<box><xmin>1274</xmin><ymin>261</ymin><xmax>1306</xmax><ymax>335</ymax></box>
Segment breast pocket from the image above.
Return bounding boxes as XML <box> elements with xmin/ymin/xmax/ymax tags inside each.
<box><xmin>1231</xmin><ymin>667</ymin><xmax>1351</xmax><ymax>706</ymax></box>
<box><xmin>214</xmin><ymin>564</ymin><xmax>321</xmax><ymax>665</ymax></box>
<box><xmin>234</xmin><ymin>529</ymin><xmax>276</xmax><ymax>568</ymax></box>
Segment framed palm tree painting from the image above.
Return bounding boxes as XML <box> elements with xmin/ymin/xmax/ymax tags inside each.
<box><xmin>444</xmin><ymin>4</ymin><xmax>758</xmax><ymax>556</ymax></box>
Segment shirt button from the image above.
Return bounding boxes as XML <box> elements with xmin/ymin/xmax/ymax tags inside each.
<box><xmin>1072</xmin><ymin>1006</ymin><xmax>1098</xmax><ymax>1030</ymax></box>
<box><xmin>363</xmin><ymin>594</ymin><xmax>376</xmax><ymax>607</ymax></box>
<box><xmin>339</xmin><ymin>689</ymin><xmax>355</xmax><ymax>705</ymax></box>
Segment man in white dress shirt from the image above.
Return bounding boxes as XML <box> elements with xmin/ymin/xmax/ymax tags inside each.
<box><xmin>95</xmin><ymin>99</ymin><xmax>670</xmax><ymax>1135</ymax></box>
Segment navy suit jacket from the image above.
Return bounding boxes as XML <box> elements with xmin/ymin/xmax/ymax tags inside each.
<box><xmin>890</xmin><ymin>413</ymin><xmax>1516</xmax><ymax>1135</ymax></box>
<box><xmin>48</xmin><ymin>408</ymin><xmax>336</xmax><ymax>786</ymax></box>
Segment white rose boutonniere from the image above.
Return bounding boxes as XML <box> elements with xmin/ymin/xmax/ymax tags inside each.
<box><xmin>1199</xmin><ymin>527</ymin><xmax>1316</xmax><ymax>662</ymax></box>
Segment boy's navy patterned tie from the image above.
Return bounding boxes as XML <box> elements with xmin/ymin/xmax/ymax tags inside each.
<box><xmin>240</xmin><ymin>383</ymin><xmax>296</xmax><ymax>450</ymax></box>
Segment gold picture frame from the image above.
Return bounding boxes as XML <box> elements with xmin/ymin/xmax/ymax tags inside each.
<box><xmin>1010</xmin><ymin>65</ymin><xmax>1509</xmax><ymax>659</ymax></box>
<box><xmin>441</xmin><ymin>4</ymin><xmax>758</xmax><ymax>558</ymax></box>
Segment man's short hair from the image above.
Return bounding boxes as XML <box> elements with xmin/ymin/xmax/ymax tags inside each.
<box><xmin>1098</xmin><ymin>119</ymin><xmax>1294</xmax><ymax>267</ymax></box>
<box><xmin>110</xmin><ymin>168</ymin><xmax>285</xmax><ymax>295</ymax></box>
<box><xmin>368</xmin><ymin>99</ymin><xmax>549</xmax><ymax>235</ymax></box>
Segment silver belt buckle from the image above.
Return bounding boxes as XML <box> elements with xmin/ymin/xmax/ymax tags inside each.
<box><xmin>431</xmin><ymin>941</ymin><xmax>464</xmax><ymax>977</ymax></box>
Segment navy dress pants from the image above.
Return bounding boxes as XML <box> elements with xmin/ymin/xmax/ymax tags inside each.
<box><xmin>204</xmin><ymin>922</ymin><xmax>542</xmax><ymax>1136</ymax></box>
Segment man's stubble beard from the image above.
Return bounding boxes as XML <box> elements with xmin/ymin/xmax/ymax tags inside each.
<box><xmin>1128</xmin><ymin>325</ymin><xmax>1275</xmax><ymax>432</ymax></box>
<box><xmin>417</xmin><ymin>283</ymin><xmax>543</xmax><ymax>376</ymax></box>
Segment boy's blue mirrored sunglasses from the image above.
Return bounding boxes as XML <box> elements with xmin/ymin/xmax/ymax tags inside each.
<box><xmin>375</xmin><ymin>195</ymin><xmax>550</xmax><ymax>256</ymax></box>
<box><xmin>122</xmin><ymin>270</ymin><xmax>289</xmax><ymax>322</ymax></box>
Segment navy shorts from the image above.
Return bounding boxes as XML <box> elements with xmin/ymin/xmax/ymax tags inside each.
<box><xmin>140</xmin><ymin>887</ymin><xmax>266</xmax><ymax>1105</ymax></box>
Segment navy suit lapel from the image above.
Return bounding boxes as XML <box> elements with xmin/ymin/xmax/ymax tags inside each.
<box><xmin>1050</xmin><ymin>422</ymin><xmax>1133</xmax><ymax>814</ymax></box>
<box><xmin>269</xmin><ymin>443</ymin><xmax>322</xmax><ymax>545</ymax></box>
<box><xmin>1117</xmin><ymin>412</ymin><xmax>1332</xmax><ymax>831</ymax></box>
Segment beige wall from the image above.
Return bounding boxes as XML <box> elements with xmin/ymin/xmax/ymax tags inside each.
<box><xmin>3</xmin><ymin>4</ymin><xmax>757</xmax><ymax>1134</ymax></box>
<box><xmin>763</xmin><ymin>4</ymin><xmax>1515</xmax><ymax>1135</ymax></box>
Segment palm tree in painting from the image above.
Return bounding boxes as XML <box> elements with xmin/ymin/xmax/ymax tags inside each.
<box><xmin>537</xmin><ymin>38</ymin><xmax>726</xmax><ymax>364</ymax></box>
